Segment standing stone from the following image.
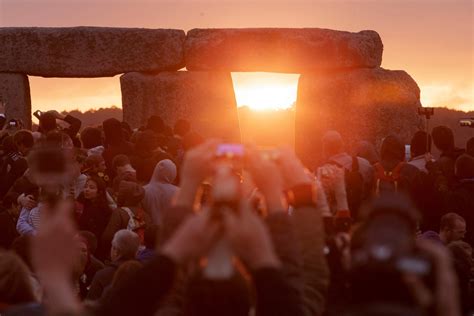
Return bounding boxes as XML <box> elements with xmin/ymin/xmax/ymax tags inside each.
<box><xmin>121</xmin><ymin>71</ymin><xmax>240</xmax><ymax>142</ymax></box>
<box><xmin>185</xmin><ymin>28</ymin><xmax>383</xmax><ymax>73</ymax></box>
<box><xmin>0</xmin><ymin>27</ymin><xmax>185</xmax><ymax>77</ymax></box>
<box><xmin>0</xmin><ymin>73</ymin><xmax>31</xmax><ymax>129</ymax></box>
<box><xmin>296</xmin><ymin>68</ymin><xmax>423</xmax><ymax>168</ymax></box>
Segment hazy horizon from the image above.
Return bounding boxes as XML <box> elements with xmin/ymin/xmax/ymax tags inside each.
<box><xmin>1</xmin><ymin>0</ymin><xmax>472</xmax><ymax>112</ymax></box>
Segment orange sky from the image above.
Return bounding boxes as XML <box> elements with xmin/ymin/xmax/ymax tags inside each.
<box><xmin>1</xmin><ymin>0</ymin><xmax>472</xmax><ymax>112</ymax></box>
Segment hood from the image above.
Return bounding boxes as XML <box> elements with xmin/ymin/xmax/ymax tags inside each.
<box><xmin>150</xmin><ymin>159</ymin><xmax>177</xmax><ymax>184</ymax></box>
<box><xmin>380</xmin><ymin>135</ymin><xmax>405</xmax><ymax>169</ymax></box>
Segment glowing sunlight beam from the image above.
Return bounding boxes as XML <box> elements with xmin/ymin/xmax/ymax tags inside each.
<box><xmin>232</xmin><ymin>72</ymin><xmax>299</xmax><ymax>111</ymax></box>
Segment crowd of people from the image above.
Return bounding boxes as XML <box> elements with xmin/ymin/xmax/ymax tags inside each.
<box><xmin>0</xmin><ymin>104</ymin><xmax>473</xmax><ymax>316</ymax></box>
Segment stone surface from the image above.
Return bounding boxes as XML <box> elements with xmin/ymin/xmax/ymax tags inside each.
<box><xmin>0</xmin><ymin>27</ymin><xmax>185</xmax><ymax>77</ymax></box>
<box><xmin>121</xmin><ymin>71</ymin><xmax>240</xmax><ymax>142</ymax></box>
<box><xmin>185</xmin><ymin>28</ymin><xmax>383</xmax><ymax>72</ymax></box>
<box><xmin>295</xmin><ymin>67</ymin><xmax>423</xmax><ymax>168</ymax></box>
<box><xmin>0</xmin><ymin>73</ymin><xmax>31</xmax><ymax>129</ymax></box>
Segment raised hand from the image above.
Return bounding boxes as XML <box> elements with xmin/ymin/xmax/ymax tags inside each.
<box><xmin>245</xmin><ymin>145</ymin><xmax>286</xmax><ymax>213</ymax></box>
<box><xmin>175</xmin><ymin>140</ymin><xmax>219</xmax><ymax>208</ymax></box>
<box><xmin>31</xmin><ymin>200</ymin><xmax>81</xmax><ymax>314</ymax></box>
<box><xmin>161</xmin><ymin>209</ymin><xmax>221</xmax><ymax>265</ymax></box>
<box><xmin>222</xmin><ymin>201</ymin><xmax>280</xmax><ymax>270</ymax></box>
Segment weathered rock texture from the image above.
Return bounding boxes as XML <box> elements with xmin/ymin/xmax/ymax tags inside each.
<box><xmin>121</xmin><ymin>71</ymin><xmax>240</xmax><ymax>142</ymax></box>
<box><xmin>0</xmin><ymin>27</ymin><xmax>185</xmax><ymax>77</ymax></box>
<box><xmin>296</xmin><ymin>68</ymin><xmax>423</xmax><ymax>168</ymax></box>
<box><xmin>185</xmin><ymin>28</ymin><xmax>383</xmax><ymax>73</ymax></box>
<box><xmin>0</xmin><ymin>74</ymin><xmax>32</xmax><ymax>129</ymax></box>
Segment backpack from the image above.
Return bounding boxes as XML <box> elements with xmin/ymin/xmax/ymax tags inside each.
<box><xmin>328</xmin><ymin>156</ymin><xmax>365</xmax><ymax>219</ymax></box>
<box><xmin>374</xmin><ymin>162</ymin><xmax>406</xmax><ymax>196</ymax></box>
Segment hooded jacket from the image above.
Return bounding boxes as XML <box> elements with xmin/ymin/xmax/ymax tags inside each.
<box><xmin>142</xmin><ymin>159</ymin><xmax>179</xmax><ymax>224</ymax></box>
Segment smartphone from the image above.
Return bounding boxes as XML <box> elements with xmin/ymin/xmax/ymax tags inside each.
<box><xmin>33</xmin><ymin>110</ymin><xmax>43</xmax><ymax>120</ymax></box>
<box><xmin>460</xmin><ymin>118</ymin><xmax>474</xmax><ymax>128</ymax></box>
<box><xmin>216</xmin><ymin>144</ymin><xmax>245</xmax><ymax>159</ymax></box>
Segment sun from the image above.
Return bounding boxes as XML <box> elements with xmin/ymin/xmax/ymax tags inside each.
<box><xmin>232</xmin><ymin>72</ymin><xmax>299</xmax><ymax>111</ymax></box>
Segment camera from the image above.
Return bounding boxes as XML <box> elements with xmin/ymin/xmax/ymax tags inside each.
<box><xmin>33</xmin><ymin>110</ymin><xmax>43</xmax><ymax>120</ymax></box>
<box><xmin>349</xmin><ymin>195</ymin><xmax>434</xmax><ymax>309</ymax></box>
<box><xmin>459</xmin><ymin>118</ymin><xmax>474</xmax><ymax>128</ymax></box>
<box><xmin>417</xmin><ymin>107</ymin><xmax>434</xmax><ymax>119</ymax></box>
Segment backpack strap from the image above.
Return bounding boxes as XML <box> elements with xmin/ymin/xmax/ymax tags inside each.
<box><xmin>391</xmin><ymin>162</ymin><xmax>405</xmax><ymax>181</ymax></box>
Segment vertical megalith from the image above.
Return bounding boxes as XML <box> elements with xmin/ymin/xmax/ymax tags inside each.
<box><xmin>296</xmin><ymin>67</ymin><xmax>423</xmax><ymax>168</ymax></box>
<box><xmin>0</xmin><ymin>73</ymin><xmax>31</xmax><ymax>129</ymax></box>
<box><xmin>121</xmin><ymin>71</ymin><xmax>240</xmax><ymax>142</ymax></box>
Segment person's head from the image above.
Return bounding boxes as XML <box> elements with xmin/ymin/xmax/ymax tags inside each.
<box><xmin>380</xmin><ymin>135</ymin><xmax>405</xmax><ymax>163</ymax></box>
<box><xmin>111</xmin><ymin>260</ymin><xmax>143</xmax><ymax>289</ymax></box>
<box><xmin>1</xmin><ymin>135</ymin><xmax>16</xmax><ymax>153</ymax></box>
<box><xmin>71</xmin><ymin>148</ymin><xmax>87</xmax><ymax>178</ymax></box>
<box><xmin>84</xmin><ymin>154</ymin><xmax>106</xmax><ymax>175</ymax></box>
<box><xmin>134</xmin><ymin>130</ymin><xmax>158</xmax><ymax>154</ymax></box>
<box><xmin>447</xmin><ymin>240</ymin><xmax>473</xmax><ymax>259</ymax></box>
<box><xmin>110</xmin><ymin>230</ymin><xmax>140</xmax><ymax>262</ymax></box>
<box><xmin>39</xmin><ymin>112</ymin><xmax>57</xmax><ymax>134</ymax></box>
<box><xmin>80</xmin><ymin>127</ymin><xmax>103</xmax><ymax>149</ymax></box>
<box><xmin>13</xmin><ymin>130</ymin><xmax>34</xmax><ymax>155</ymax></box>
<box><xmin>322</xmin><ymin>130</ymin><xmax>344</xmax><ymax>158</ymax></box>
<box><xmin>117</xmin><ymin>180</ymin><xmax>144</xmax><ymax>207</ymax></box>
<box><xmin>144</xmin><ymin>224</ymin><xmax>159</xmax><ymax>250</ymax></box>
<box><xmin>103</xmin><ymin>118</ymin><xmax>123</xmax><ymax>145</ymax></box>
<box><xmin>439</xmin><ymin>212</ymin><xmax>466</xmax><ymax>243</ymax></box>
<box><xmin>78</xmin><ymin>230</ymin><xmax>98</xmax><ymax>255</ymax></box>
<box><xmin>46</xmin><ymin>131</ymin><xmax>73</xmax><ymax>149</ymax></box>
<box><xmin>431</xmin><ymin>126</ymin><xmax>455</xmax><ymax>152</ymax></box>
<box><xmin>466</xmin><ymin>137</ymin><xmax>474</xmax><ymax>157</ymax></box>
<box><xmin>174</xmin><ymin>119</ymin><xmax>191</xmax><ymax>138</ymax></box>
<box><xmin>355</xmin><ymin>140</ymin><xmax>379</xmax><ymax>164</ymax></box>
<box><xmin>146</xmin><ymin>115</ymin><xmax>165</xmax><ymax>134</ymax></box>
<box><xmin>74</xmin><ymin>238</ymin><xmax>89</xmax><ymax>278</ymax></box>
<box><xmin>0</xmin><ymin>251</ymin><xmax>36</xmax><ymax>305</ymax></box>
<box><xmin>410</xmin><ymin>131</ymin><xmax>431</xmax><ymax>158</ymax></box>
<box><xmin>112</xmin><ymin>154</ymin><xmax>132</xmax><ymax>175</ymax></box>
<box><xmin>83</xmin><ymin>175</ymin><xmax>107</xmax><ymax>201</ymax></box>
<box><xmin>150</xmin><ymin>159</ymin><xmax>177</xmax><ymax>184</ymax></box>
<box><xmin>183</xmin><ymin>132</ymin><xmax>204</xmax><ymax>151</ymax></box>
<box><xmin>454</xmin><ymin>154</ymin><xmax>474</xmax><ymax>180</ymax></box>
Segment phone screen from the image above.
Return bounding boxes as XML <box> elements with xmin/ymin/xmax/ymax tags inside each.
<box><xmin>216</xmin><ymin>144</ymin><xmax>245</xmax><ymax>158</ymax></box>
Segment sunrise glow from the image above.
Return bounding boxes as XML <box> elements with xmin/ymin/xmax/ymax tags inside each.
<box><xmin>232</xmin><ymin>73</ymin><xmax>299</xmax><ymax>111</ymax></box>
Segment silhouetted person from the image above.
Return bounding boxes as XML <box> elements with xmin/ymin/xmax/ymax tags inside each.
<box><xmin>431</xmin><ymin>126</ymin><xmax>464</xmax><ymax>187</ymax></box>
<box><xmin>102</xmin><ymin>118</ymin><xmax>134</xmax><ymax>179</ymax></box>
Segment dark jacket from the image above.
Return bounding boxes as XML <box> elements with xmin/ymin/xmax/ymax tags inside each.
<box><xmin>80</xmin><ymin>255</ymin><xmax>105</xmax><ymax>299</ymax></box>
<box><xmin>101</xmin><ymin>207</ymin><xmax>151</xmax><ymax>260</ymax></box>
<box><xmin>0</xmin><ymin>152</ymin><xmax>27</xmax><ymax>198</ymax></box>
<box><xmin>97</xmin><ymin>254</ymin><xmax>305</xmax><ymax>316</ymax></box>
<box><xmin>0</xmin><ymin>210</ymin><xmax>19</xmax><ymax>249</ymax></box>
<box><xmin>76</xmin><ymin>194</ymin><xmax>113</xmax><ymax>247</ymax></box>
<box><xmin>446</xmin><ymin>180</ymin><xmax>474</xmax><ymax>246</ymax></box>
<box><xmin>6</xmin><ymin>174</ymin><xmax>38</xmax><ymax>203</ymax></box>
<box><xmin>86</xmin><ymin>260</ymin><xmax>126</xmax><ymax>301</ymax></box>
